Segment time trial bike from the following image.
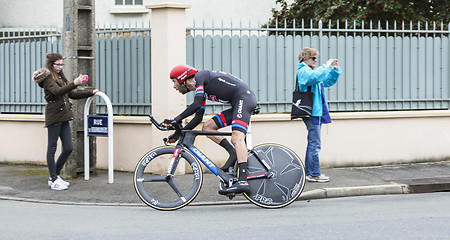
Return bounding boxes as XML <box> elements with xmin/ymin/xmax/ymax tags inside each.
<box><xmin>133</xmin><ymin>115</ymin><xmax>305</xmax><ymax>211</ymax></box>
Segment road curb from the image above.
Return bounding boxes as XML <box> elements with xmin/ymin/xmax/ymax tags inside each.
<box><xmin>0</xmin><ymin>184</ymin><xmax>411</xmax><ymax>207</ymax></box>
<box><xmin>0</xmin><ymin>195</ymin><xmax>147</xmax><ymax>207</ymax></box>
<box><xmin>298</xmin><ymin>184</ymin><xmax>410</xmax><ymax>200</ymax></box>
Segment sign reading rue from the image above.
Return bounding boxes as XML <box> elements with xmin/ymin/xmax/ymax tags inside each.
<box><xmin>87</xmin><ymin>115</ymin><xmax>108</xmax><ymax>137</ymax></box>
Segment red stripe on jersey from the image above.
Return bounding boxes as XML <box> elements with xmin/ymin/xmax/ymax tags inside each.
<box><xmin>219</xmin><ymin>113</ymin><xmax>228</xmax><ymax>127</ymax></box>
<box><xmin>196</xmin><ymin>85</ymin><xmax>204</xmax><ymax>92</ymax></box>
<box><xmin>231</xmin><ymin>119</ymin><xmax>248</xmax><ymax>128</ymax></box>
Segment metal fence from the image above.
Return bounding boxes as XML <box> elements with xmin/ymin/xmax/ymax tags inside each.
<box><xmin>0</xmin><ymin>25</ymin><xmax>152</xmax><ymax>114</ymax></box>
<box><xmin>187</xmin><ymin>19</ymin><xmax>449</xmax><ymax>114</ymax></box>
<box><xmin>96</xmin><ymin>24</ymin><xmax>151</xmax><ymax>114</ymax></box>
<box><xmin>0</xmin><ymin>28</ymin><xmax>61</xmax><ymax>113</ymax></box>
<box><xmin>1</xmin><ymin>20</ymin><xmax>449</xmax><ymax>115</ymax></box>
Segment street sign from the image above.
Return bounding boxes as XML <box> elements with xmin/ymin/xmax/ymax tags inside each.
<box><xmin>87</xmin><ymin>115</ymin><xmax>108</xmax><ymax>137</ymax></box>
<box><xmin>84</xmin><ymin>92</ymin><xmax>114</xmax><ymax>183</ymax></box>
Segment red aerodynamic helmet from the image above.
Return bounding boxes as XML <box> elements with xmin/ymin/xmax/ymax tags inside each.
<box><xmin>170</xmin><ymin>65</ymin><xmax>198</xmax><ymax>84</ymax></box>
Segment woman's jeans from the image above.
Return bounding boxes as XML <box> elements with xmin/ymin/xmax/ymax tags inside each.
<box><xmin>47</xmin><ymin>121</ymin><xmax>73</xmax><ymax>181</ymax></box>
<box><xmin>303</xmin><ymin>118</ymin><xmax>322</xmax><ymax>177</ymax></box>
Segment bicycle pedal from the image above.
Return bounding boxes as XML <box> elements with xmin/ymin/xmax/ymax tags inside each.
<box><xmin>218</xmin><ymin>189</ymin><xmax>236</xmax><ymax>198</ymax></box>
<box><xmin>227</xmin><ymin>194</ymin><xmax>235</xmax><ymax>200</ymax></box>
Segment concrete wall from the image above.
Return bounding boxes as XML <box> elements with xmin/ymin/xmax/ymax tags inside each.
<box><xmin>1</xmin><ymin>111</ymin><xmax>450</xmax><ymax>171</ymax></box>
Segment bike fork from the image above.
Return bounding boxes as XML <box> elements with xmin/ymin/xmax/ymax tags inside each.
<box><xmin>166</xmin><ymin>147</ymin><xmax>183</xmax><ymax>177</ymax></box>
<box><xmin>165</xmin><ymin>147</ymin><xmax>188</xmax><ymax>201</ymax></box>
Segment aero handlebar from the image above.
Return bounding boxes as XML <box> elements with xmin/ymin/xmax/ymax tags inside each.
<box><xmin>148</xmin><ymin>115</ymin><xmax>182</xmax><ymax>131</ymax></box>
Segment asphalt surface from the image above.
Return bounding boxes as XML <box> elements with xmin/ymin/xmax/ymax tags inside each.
<box><xmin>0</xmin><ymin>161</ymin><xmax>449</xmax><ymax>207</ymax></box>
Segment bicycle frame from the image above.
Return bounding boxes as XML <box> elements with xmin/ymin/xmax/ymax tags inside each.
<box><xmin>135</xmin><ymin>115</ymin><xmax>306</xmax><ymax>210</ymax></box>
<box><xmin>148</xmin><ymin>115</ymin><xmax>274</xmax><ymax>187</ymax></box>
<box><xmin>175</xmin><ymin>130</ymin><xmax>235</xmax><ymax>184</ymax></box>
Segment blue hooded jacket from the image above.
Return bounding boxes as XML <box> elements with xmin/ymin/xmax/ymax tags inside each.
<box><xmin>296</xmin><ymin>62</ymin><xmax>341</xmax><ymax>118</ymax></box>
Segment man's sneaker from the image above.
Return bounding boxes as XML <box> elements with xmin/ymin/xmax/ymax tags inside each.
<box><xmin>50</xmin><ymin>178</ymin><xmax>68</xmax><ymax>191</ymax></box>
<box><xmin>48</xmin><ymin>176</ymin><xmax>70</xmax><ymax>187</ymax></box>
<box><xmin>306</xmin><ymin>174</ymin><xmax>330</xmax><ymax>183</ymax></box>
<box><xmin>218</xmin><ymin>181</ymin><xmax>251</xmax><ymax>195</ymax></box>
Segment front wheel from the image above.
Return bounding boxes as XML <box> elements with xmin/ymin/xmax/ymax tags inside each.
<box><xmin>244</xmin><ymin>143</ymin><xmax>305</xmax><ymax>208</ymax></box>
<box><xmin>133</xmin><ymin>146</ymin><xmax>203</xmax><ymax>211</ymax></box>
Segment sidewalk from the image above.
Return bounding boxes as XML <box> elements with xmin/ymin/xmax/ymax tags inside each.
<box><xmin>1</xmin><ymin>161</ymin><xmax>449</xmax><ymax>207</ymax></box>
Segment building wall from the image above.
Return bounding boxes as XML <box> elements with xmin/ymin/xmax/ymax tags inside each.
<box><xmin>0</xmin><ymin>0</ymin><xmax>62</xmax><ymax>28</ymax></box>
<box><xmin>0</xmin><ymin>0</ymin><xmax>286</xmax><ymax>28</ymax></box>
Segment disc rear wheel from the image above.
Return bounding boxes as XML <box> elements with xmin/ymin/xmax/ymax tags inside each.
<box><xmin>244</xmin><ymin>143</ymin><xmax>305</xmax><ymax>208</ymax></box>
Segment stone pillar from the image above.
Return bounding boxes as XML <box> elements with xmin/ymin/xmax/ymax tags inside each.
<box><xmin>146</xmin><ymin>3</ymin><xmax>191</xmax><ymax>174</ymax></box>
<box><xmin>62</xmin><ymin>0</ymin><xmax>96</xmax><ymax>178</ymax></box>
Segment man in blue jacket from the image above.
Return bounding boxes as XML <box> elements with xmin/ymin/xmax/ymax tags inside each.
<box><xmin>297</xmin><ymin>47</ymin><xmax>341</xmax><ymax>182</ymax></box>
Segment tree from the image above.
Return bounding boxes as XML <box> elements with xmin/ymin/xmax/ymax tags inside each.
<box><xmin>264</xmin><ymin>0</ymin><xmax>449</xmax><ymax>32</ymax></box>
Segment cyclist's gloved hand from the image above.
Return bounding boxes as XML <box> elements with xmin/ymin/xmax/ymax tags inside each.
<box><xmin>166</xmin><ymin>132</ymin><xmax>180</xmax><ymax>144</ymax></box>
<box><xmin>162</xmin><ymin>118</ymin><xmax>175</xmax><ymax>127</ymax></box>
<box><xmin>163</xmin><ymin>118</ymin><xmax>175</xmax><ymax>124</ymax></box>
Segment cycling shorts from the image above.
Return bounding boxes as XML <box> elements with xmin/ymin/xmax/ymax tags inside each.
<box><xmin>212</xmin><ymin>91</ymin><xmax>257</xmax><ymax>134</ymax></box>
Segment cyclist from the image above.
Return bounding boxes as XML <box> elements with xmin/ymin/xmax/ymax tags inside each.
<box><xmin>162</xmin><ymin>65</ymin><xmax>257</xmax><ymax>194</ymax></box>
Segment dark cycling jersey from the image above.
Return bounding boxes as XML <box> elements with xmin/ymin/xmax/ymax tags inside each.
<box><xmin>174</xmin><ymin>70</ymin><xmax>257</xmax><ymax>133</ymax></box>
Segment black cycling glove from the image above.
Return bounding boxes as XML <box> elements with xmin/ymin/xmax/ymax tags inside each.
<box><xmin>163</xmin><ymin>118</ymin><xmax>176</xmax><ymax>125</ymax></box>
<box><xmin>168</xmin><ymin>132</ymin><xmax>180</xmax><ymax>142</ymax></box>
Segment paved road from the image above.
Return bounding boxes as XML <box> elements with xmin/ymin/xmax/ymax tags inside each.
<box><xmin>2</xmin><ymin>162</ymin><xmax>449</xmax><ymax>205</ymax></box>
<box><xmin>2</xmin><ymin>192</ymin><xmax>449</xmax><ymax>240</ymax></box>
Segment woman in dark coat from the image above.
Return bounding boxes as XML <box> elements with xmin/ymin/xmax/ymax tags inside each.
<box><xmin>33</xmin><ymin>53</ymin><xmax>99</xmax><ymax>190</ymax></box>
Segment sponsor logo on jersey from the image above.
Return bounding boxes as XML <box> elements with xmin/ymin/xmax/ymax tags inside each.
<box><xmin>237</xmin><ymin>99</ymin><xmax>243</xmax><ymax>118</ymax></box>
<box><xmin>217</xmin><ymin>77</ymin><xmax>236</xmax><ymax>87</ymax></box>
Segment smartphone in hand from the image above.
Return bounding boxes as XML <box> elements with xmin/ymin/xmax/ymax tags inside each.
<box><xmin>81</xmin><ymin>75</ymin><xmax>89</xmax><ymax>82</ymax></box>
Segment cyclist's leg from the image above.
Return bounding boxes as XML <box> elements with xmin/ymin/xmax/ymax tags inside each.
<box><xmin>203</xmin><ymin>110</ymin><xmax>232</xmax><ymax>144</ymax></box>
<box><xmin>204</xmin><ymin>109</ymin><xmax>237</xmax><ymax>170</ymax></box>
<box><xmin>230</xmin><ymin>92</ymin><xmax>257</xmax><ymax>166</ymax></box>
<box><xmin>231</xmin><ymin>123</ymin><xmax>249</xmax><ymax>182</ymax></box>
<box><xmin>207</xmin><ymin>101</ymin><xmax>253</xmax><ymax>169</ymax></box>
<box><xmin>223</xmin><ymin>93</ymin><xmax>257</xmax><ymax>193</ymax></box>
